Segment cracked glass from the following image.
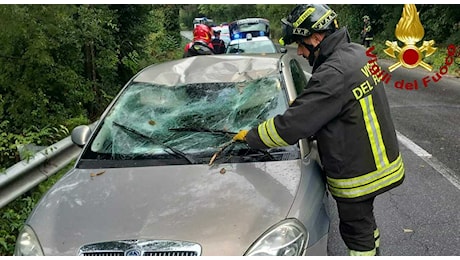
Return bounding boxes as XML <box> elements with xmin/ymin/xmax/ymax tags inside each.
<box><xmin>84</xmin><ymin>75</ymin><xmax>300</xmax><ymax>165</ymax></box>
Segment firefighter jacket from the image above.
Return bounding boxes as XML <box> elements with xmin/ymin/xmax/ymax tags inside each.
<box><xmin>361</xmin><ymin>22</ymin><xmax>374</xmax><ymax>41</ymax></box>
<box><xmin>245</xmin><ymin>27</ymin><xmax>405</xmax><ymax>202</ymax></box>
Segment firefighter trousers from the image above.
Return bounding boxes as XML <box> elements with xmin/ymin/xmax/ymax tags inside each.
<box><xmin>336</xmin><ymin>197</ymin><xmax>380</xmax><ymax>255</ymax></box>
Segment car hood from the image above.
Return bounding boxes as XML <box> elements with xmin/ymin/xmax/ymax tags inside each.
<box><xmin>27</xmin><ymin>161</ymin><xmax>301</xmax><ymax>255</ymax></box>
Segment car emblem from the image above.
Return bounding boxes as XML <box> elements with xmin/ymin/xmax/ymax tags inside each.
<box><xmin>125</xmin><ymin>248</ymin><xmax>142</xmax><ymax>256</ymax></box>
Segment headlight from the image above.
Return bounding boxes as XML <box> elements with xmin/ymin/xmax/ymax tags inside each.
<box><xmin>244</xmin><ymin>219</ymin><xmax>309</xmax><ymax>256</ymax></box>
<box><xmin>14</xmin><ymin>225</ymin><xmax>44</xmax><ymax>256</ymax></box>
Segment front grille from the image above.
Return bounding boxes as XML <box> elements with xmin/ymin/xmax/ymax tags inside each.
<box><xmin>144</xmin><ymin>251</ymin><xmax>198</xmax><ymax>256</ymax></box>
<box><xmin>81</xmin><ymin>252</ymin><xmax>124</xmax><ymax>256</ymax></box>
<box><xmin>78</xmin><ymin>240</ymin><xmax>201</xmax><ymax>256</ymax></box>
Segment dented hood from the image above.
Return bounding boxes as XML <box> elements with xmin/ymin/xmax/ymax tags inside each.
<box><xmin>132</xmin><ymin>54</ymin><xmax>282</xmax><ymax>86</ymax></box>
<box><xmin>27</xmin><ymin>160</ymin><xmax>301</xmax><ymax>255</ymax></box>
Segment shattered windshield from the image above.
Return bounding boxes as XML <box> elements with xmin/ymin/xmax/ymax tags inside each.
<box><xmin>83</xmin><ymin>76</ymin><xmax>300</xmax><ymax>166</ymax></box>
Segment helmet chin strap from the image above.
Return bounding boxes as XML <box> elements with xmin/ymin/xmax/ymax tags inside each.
<box><xmin>300</xmin><ymin>41</ymin><xmax>320</xmax><ymax>66</ymax></box>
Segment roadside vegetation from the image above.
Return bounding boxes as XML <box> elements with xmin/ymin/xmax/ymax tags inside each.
<box><xmin>0</xmin><ymin>4</ymin><xmax>184</xmax><ymax>255</ymax></box>
<box><xmin>0</xmin><ymin>4</ymin><xmax>459</xmax><ymax>256</ymax></box>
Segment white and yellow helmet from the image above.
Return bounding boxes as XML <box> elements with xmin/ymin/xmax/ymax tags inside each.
<box><xmin>279</xmin><ymin>4</ymin><xmax>338</xmax><ymax>46</ymax></box>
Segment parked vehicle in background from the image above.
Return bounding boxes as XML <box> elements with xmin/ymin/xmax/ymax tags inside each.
<box><xmin>227</xmin><ymin>35</ymin><xmax>278</xmax><ymax>54</ymax></box>
<box><xmin>226</xmin><ymin>17</ymin><xmax>285</xmax><ymax>54</ymax></box>
<box><xmin>229</xmin><ymin>18</ymin><xmax>270</xmax><ymax>40</ymax></box>
<box><xmin>193</xmin><ymin>17</ymin><xmax>214</xmax><ymax>28</ymax></box>
<box><xmin>14</xmin><ymin>53</ymin><xmax>328</xmax><ymax>256</ymax></box>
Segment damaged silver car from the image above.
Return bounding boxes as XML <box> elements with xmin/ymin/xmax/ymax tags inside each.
<box><xmin>14</xmin><ymin>53</ymin><xmax>330</xmax><ymax>256</ymax></box>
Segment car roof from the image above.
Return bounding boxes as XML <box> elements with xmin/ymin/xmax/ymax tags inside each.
<box><xmin>132</xmin><ymin>53</ymin><xmax>286</xmax><ymax>86</ymax></box>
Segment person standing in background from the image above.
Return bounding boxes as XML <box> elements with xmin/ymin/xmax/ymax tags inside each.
<box><xmin>211</xmin><ymin>30</ymin><xmax>227</xmax><ymax>54</ymax></box>
<box><xmin>361</xmin><ymin>15</ymin><xmax>374</xmax><ymax>48</ymax></box>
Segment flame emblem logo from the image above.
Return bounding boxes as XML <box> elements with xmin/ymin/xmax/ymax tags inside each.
<box><xmin>384</xmin><ymin>4</ymin><xmax>437</xmax><ymax>72</ymax></box>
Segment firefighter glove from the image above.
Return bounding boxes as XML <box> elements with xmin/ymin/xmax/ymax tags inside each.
<box><xmin>233</xmin><ymin>130</ymin><xmax>249</xmax><ymax>142</ymax></box>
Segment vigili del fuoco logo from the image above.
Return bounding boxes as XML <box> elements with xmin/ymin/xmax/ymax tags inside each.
<box><xmin>365</xmin><ymin>4</ymin><xmax>457</xmax><ymax>90</ymax></box>
<box><xmin>383</xmin><ymin>4</ymin><xmax>436</xmax><ymax>72</ymax></box>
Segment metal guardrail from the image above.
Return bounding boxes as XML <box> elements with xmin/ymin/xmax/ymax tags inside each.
<box><xmin>0</xmin><ymin>136</ymin><xmax>82</xmax><ymax>209</ymax></box>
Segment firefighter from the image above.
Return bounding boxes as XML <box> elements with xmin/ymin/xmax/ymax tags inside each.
<box><xmin>361</xmin><ymin>15</ymin><xmax>374</xmax><ymax>48</ymax></box>
<box><xmin>232</xmin><ymin>4</ymin><xmax>405</xmax><ymax>256</ymax></box>
<box><xmin>184</xmin><ymin>24</ymin><xmax>215</xmax><ymax>57</ymax></box>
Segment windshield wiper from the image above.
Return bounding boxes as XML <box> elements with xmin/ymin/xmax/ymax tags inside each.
<box><xmin>245</xmin><ymin>148</ymin><xmax>275</xmax><ymax>160</ymax></box>
<box><xmin>210</xmin><ymin>142</ymin><xmax>275</xmax><ymax>165</ymax></box>
<box><xmin>112</xmin><ymin>121</ymin><xmax>196</xmax><ymax>164</ymax></box>
<box><xmin>169</xmin><ymin>127</ymin><xmax>237</xmax><ymax>136</ymax></box>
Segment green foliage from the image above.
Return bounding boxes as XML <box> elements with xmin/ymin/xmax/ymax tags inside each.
<box><xmin>0</xmin><ymin>4</ymin><xmax>162</xmax><ymax>131</ymax></box>
<box><xmin>0</xmin><ymin>4</ymin><xmax>184</xmax><ymax>255</ymax></box>
<box><xmin>74</xmin><ymin>5</ymin><xmax>120</xmax><ymax>120</ymax></box>
<box><xmin>255</xmin><ymin>5</ymin><xmax>296</xmax><ymax>40</ymax></box>
<box><xmin>0</xmin><ymin>120</ymin><xmax>70</xmax><ymax>170</ymax></box>
<box><xmin>162</xmin><ymin>4</ymin><xmax>181</xmax><ymax>46</ymax></box>
<box><xmin>198</xmin><ymin>4</ymin><xmax>258</xmax><ymax>24</ymax></box>
<box><xmin>0</xmin><ymin>5</ymin><xmax>94</xmax><ymax>132</ymax></box>
<box><xmin>108</xmin><ymin>5</ymin><xmax>154</xmax><ymax>85</ymax></box>
<box><xmin>446</xmin><ymin>27</ymin><xmax>460</xmax><ymax>47</ymax></box>
<box><xmin>62</xmin><ymin>115</ymin><xmax>91</xmax><ymax>133</ymax></box>
<box><xmin>179</xmin><ymin>5</ymin><xmax>201</xmax><ymax>30</ymax></box>
<box><xmin>419</xmin><ymin>4</ymin><xmax>460</xmax><ymax>44</ymax></box>
<box><xmin>0</xmin><ymin>122</ymin><xmax>19</xmax><ymax>170</ymax></box>
<box><xmin>141</xmin><ymin>6</ymin><xmax>184</xmax><ymax>66</ymax></box>
<box><xmin>0</xmin><ymin>4</ymin><xmax>184</xmax><ymax>171</ymax></box>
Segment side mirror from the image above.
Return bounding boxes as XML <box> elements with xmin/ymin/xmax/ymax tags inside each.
<box><xmin>280</xmin><ymin>47</ymin><xmax>287</xmax><ymax>53</ymax></box>
<box><xmin>71</xmin><ymin>125</ymin><xmax>92</xmax><ymax>148</ymax></box>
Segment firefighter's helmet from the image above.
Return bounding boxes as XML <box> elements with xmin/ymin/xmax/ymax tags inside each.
<box><xmin>193</xmin><ymin>24</ymin><xmax>212</xmax><ymax>44</ymax></box>
<box><xmin>279</xmin><ymin>4</ymin><xmax>338</xmax><ymax>46</ymax></box>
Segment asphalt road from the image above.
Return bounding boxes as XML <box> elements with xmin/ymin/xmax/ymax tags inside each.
<box><xmin>283</xmin><ymin>45</ymin><xmax>460</xmax><ymax>256</ymax></box>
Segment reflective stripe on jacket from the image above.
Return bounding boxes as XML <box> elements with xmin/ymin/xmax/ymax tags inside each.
<box><xmin>245</xmin><ymin>27</ymin><xmax>404</xmax><ymax>202</ymax></box>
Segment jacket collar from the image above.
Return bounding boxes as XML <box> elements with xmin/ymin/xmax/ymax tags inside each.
<box><xmin>312</xmin><ymin>27</ymin><xmax>351</xmax><ymax>72</ymax></box>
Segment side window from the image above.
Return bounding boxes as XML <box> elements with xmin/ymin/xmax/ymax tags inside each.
<box><xmin>290</xmin><ymin>59</ymin><xmax>310</xmax><ymax>95</ymax></box>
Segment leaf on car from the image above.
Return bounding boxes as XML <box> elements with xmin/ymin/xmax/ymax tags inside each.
<box><xmin>90</xmin><ymin>171</ymin><xmax>106</xmax><ymax>178</ymax></box>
